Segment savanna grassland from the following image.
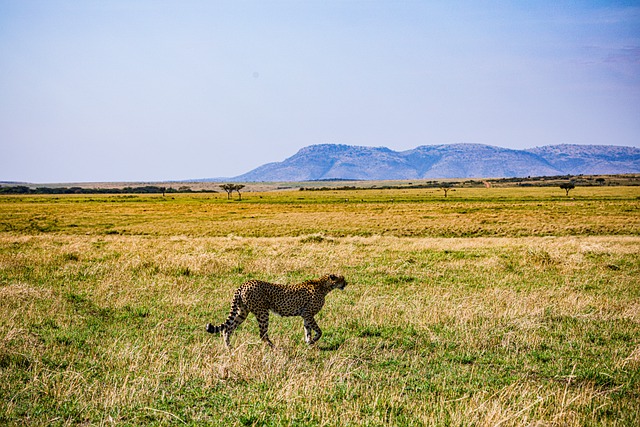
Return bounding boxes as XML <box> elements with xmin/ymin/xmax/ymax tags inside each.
<box><xmin>1</xmin><ymin>186</ymin><xmax>639</xmax><ymax>426</ymax></box>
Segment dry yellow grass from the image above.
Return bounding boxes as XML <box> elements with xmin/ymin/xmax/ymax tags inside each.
<box><xmin>1</xmin><ymin>186</ymin><xmax>639</xmax><ymax>238</ymax></box>
<box><xmin>1</xmin><ymin>188</ymin><xmax>639</xmax><ymax>425</ymax></box>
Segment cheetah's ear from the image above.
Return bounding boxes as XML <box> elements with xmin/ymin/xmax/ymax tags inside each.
<box><xmin>329</xmin><ymin>274</ymin><xmax>337</xmax><ymax>280</ymax></box>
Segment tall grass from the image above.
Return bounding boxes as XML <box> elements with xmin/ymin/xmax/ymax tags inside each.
<box><xmin>1</xmin><ymin>188</ymin><xmax>639</xmax><ymax>425</ymax></box>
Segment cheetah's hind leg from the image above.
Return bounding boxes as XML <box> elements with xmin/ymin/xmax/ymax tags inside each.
<box><xmin>223</xmin><ymin>306</ymin><xmax>249</xmax><ymax>347</ymax></box>
<box><xmin>255</xmin><ymin>309</ymin><xmax>275</xmax><ymax>347</ymax></box>
<box><xmin>206</xmin><ymin>292</ymin><xmax>245</xmax><ymax>347</ymax></box>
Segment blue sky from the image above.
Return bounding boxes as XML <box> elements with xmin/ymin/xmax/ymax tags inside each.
<box><xmin>1</xmin><ymin>1</ymin><xmax>639</xmax><ymax>183</ymax></box>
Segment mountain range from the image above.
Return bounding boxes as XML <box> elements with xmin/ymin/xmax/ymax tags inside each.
<box><xmin>226</xmin><ymin>143</ymin><xmax>640</xmax><ymax>182</ymax></box>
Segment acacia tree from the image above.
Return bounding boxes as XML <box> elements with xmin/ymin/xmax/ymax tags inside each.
<box><xmin>220</xmin><ymin>184</ymin><xmax>245</xmax><ymax>200</ymax></box>
<box><xmin>559</xmin><ymin>181</ymin><xmax>575</xmax><ymax>197</ymax></box>
<box><xmin>234</xmin><ymin>184</ymin><xmax>245</xmax><ymax>200</ymax></box>
<box><xmin>440</xmin><ymin>183</ymin><xmax>453</xmax><ymax>198</ymax></box>
<box><xmin>220</xmin><ymin>184</ymin><xmax>236</xmax><ymax>200</ymax></box>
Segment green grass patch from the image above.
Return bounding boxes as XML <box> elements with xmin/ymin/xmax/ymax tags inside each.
<box><xmin>1</xmin><ymin>188</ymin><xmax>639</xmax><ymax>425</ymax></box>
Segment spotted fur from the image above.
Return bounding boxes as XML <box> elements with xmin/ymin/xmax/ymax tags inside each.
<box><xmin>206</xmin><ymin>274</ymin><xmax>347</xmax><ymax>347</ymax></box>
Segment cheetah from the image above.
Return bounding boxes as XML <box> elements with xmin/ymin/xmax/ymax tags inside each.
<box><xmin>205</xmin><ymin>274</ymin><xmax>347</xmax><ymax>347</ymax></box>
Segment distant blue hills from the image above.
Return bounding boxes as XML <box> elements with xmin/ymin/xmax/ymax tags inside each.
<box><xmin>213</xmin><ymin>143</ymin><xmax>640</xmax><ymax>182</ymax></box>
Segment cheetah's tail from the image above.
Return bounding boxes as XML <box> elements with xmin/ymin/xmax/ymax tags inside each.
<box><xmin>205</xmin><ymin>290</ymin><xmax>241</xmax><ymax>334</ymax></box>
<box><xmin>205</xmin><ymin>323</ymin><xmax>225</xmax><ymax>334</ymax></box>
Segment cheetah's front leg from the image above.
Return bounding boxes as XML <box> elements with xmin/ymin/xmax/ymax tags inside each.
<box><xmin>303</xmin><ymin>316</ymin><xmax>322</xmax><ymax>345</ymax></box>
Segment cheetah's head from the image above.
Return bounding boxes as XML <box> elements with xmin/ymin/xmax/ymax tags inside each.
<box><xmin>326</xmin><ymin>274</ymin><xmax>347</xmax><ymax>290</ymax></box>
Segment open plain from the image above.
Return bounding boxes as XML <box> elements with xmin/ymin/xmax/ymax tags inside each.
<box><xmin>1</xmin><ymin>186</ymin><xmax>639</xmax><ymax>426</ymax></box>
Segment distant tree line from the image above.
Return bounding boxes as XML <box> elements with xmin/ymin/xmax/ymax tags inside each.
<box><xmin>300</xmin><ymin>186</ymin><xmax>361</xmax><ymax>191</ymax></box>
<box><xmin>0</xmin><ymin>185</ymin><xmax>217</xmax><ymax>195</ymax></box>
<box><xmin>299</xmin><ymin>174</ymin><xmax>638</xmax><ymax>192</ymax></box>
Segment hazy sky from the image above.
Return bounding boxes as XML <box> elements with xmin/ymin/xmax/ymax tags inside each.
<box><xmin>1</xmin><ymin>1</ymin><xmax>639</xmax><ymax>183</ymax></box>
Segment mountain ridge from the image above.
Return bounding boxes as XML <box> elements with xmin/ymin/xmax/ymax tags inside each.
<box><xmin>222</xmin><ymin>143</ymin><xmax>640</xmax><ymax>181</ymax></box>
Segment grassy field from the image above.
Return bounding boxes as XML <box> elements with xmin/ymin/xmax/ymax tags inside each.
<box><xmin>1</xmin><ymin>186</ymin><xmax>639</xmax><ymax>426</ymax></box>
<box><xmin>1</xmin><ymin>186</ymin><xmax>639</xmax><ymax>237</ymax></box>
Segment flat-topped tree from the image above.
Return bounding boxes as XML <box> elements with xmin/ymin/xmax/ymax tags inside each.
<box><xmin>560</xmin><ymin>181</ymin><xmax>575</xmax><ymax>197</ymax></box>
<box><xmin>220</xmin><ymin>184</ymin><xmax>245</xmax><ymax>200</ymax></box>
<box><xmin>234</xmin><ymin>184</ymin><xmax>245</xmax><ymax>200</ymax></box>
<box><xmin>220</xmin><ymin>184</ymin><xmax>235</xmax><ymax>199</ymax></box>
<box><xmin>440</xmin><ymin>182</ymin><xmax>453</xmax><ymax>198</ymax></box>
